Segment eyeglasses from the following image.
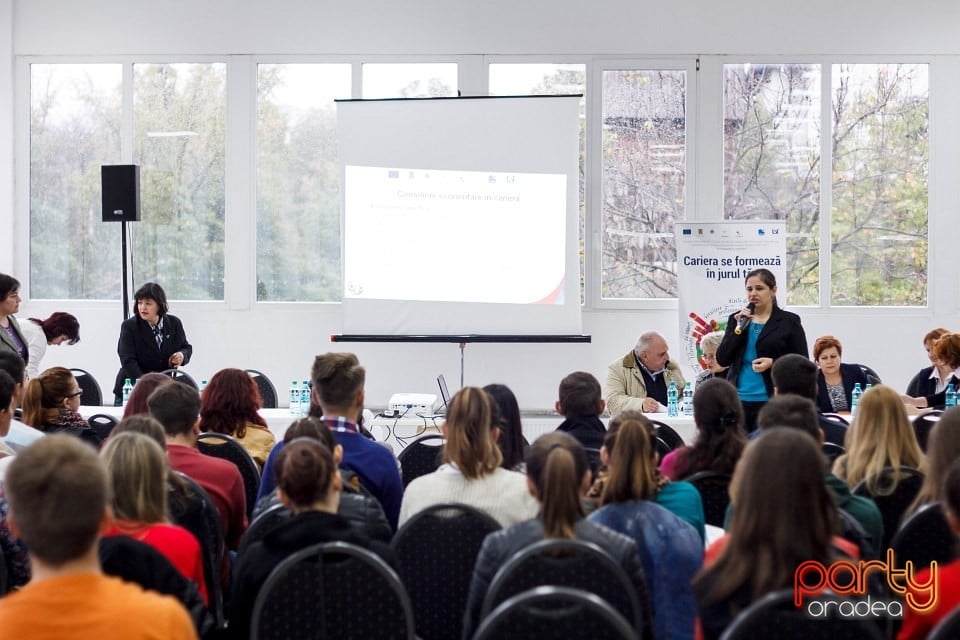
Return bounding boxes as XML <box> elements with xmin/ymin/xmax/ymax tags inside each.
<box><xmin>65</xmin><ymin>390</ymin><xmax>83</xmax><ymax>399</ymax></box>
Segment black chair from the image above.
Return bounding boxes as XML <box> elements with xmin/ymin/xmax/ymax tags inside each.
<box><xmin>685</xmin><ymin>470</ymin><xmax>733</xmax><ymax>528</ymax></box>
<box><xmin>821</xmin><ymin>413</ymin><xmax>850</xmax><ymax>426</ymax></box>
<box><xmin>584</xmin><ymin>447</ymin><xmax>602</xmax><ymax>477</ymax></box>
<box><xmin>858</xmin><ymin>364</ymin><xmax>882</xmax><ymax>385</ymax></box>
<box><xmin>653</xmin><ymin>436</ymin><xmax>672</xmax><ymax>460</ymax></box>
<box><xmin>238</xmin><ymin>503</ymin><xmax>292</xmax><ymax>556</ymax></box>
<box><xmin>169</xmin><ymin>471</ymin><xmax>226</xmax><ymax>628</ymax></box>
<box><xmin>930</xmin><ymin>603</ymin><xmax>960</xmax><ymax>640</ymax></box>
<box><xmin>70</xmin><ymin>368</ymin><xmax>103</xmax><ymax>406</ymax></box>
<box><xmin>821</xmin><ymin>442</ymin><xmax>845</xmax><ymax>464</ymax></box>
<box><xmin>391</xmin><ymin>503</ymin><xmax>501</xmax><ymax>640</ymax></box>
<box><xmin>397</xmin><ymin>434</ymin><xmax>445</xmax><ymax>487</ymax></box>
<box><xmin>161</xmin><ymin>368</ymin><xmax>199</xmax><ymax>391</ymax></box>
<box><xmin>197</xmin><ymin>432</ymin><xmax>261</xmax><ymax>520</ymax></box>
<box><xmin>912</xmin><ymin>410</ymin><xmax>943</xmax><ymax>452</ymax></box>
<box><xmin>719</xmin><ymin>588</ymin><xmax>885</xmax><ymax>640</ymax></box>
<box><xmin>246</xmin><ymin>369</ymin><xmax>278</xmax><ymax>409</ymax></box>
<box><xmin>0</xmin><ymin>544</ymin><xmax>7</xmax><ymax>597</ymax></box>
<box><xmin>480</xmin><ymin>538</ymin><xmax>650</xmax><ymax>639</ymax></box>
<box><xmin>649</xmin><ymin>419</ymin><xmax>685</xmax><ymax>451</ymax></box>
<box><xmin>250</xmin><ymin>541</ymin><xmax>415</xmax><ymax>640</ymax></box>
<box><xmin>837</xmin><ymin>508</ymin><xmax>877</xmax><ymax>561</ymax></box>
<box><xmin>474</xmin><ymin>586</ymin><xmax>636</xmax><ymax>640</ymax></box>
<box><xmin>87</xmin><ymin>413</ymin><xmax>119</xmax><ymax>444</ymax></box>
<box><xmin>852</xmin><ymin>466</ymin><xmax>925</xmax><ymax>551</ymax></box>
<box><xmin>891</xmin><ymin>503</ymin><xmax>956</xmax><ymax>571</ymax></box>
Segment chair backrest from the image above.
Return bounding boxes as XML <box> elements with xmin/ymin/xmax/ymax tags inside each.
<box><xmin>70</xmin><ymin>368</ymin><xmax>102</xmax><ymax>406</ymax></box>
<box><xmin>196</xmin><ymin>432</ymin><xmax>261</xmax><ymax>519</ymax></box>
<box><xmin>820</xmin><ymin>413</ymin><xmax>850</xmax><ymax>426</ymax></box>
<box><xmin>649</xmin><ymin>420</ymin><xmax>685</xmax><ymax>451</ymax></box>
<box><xmin>161</xmin><ymin>368</ymin><xmax>199</xmax><ymax>390</ymax></box>
<box><xmin>858</xmin><ymin>364</ymin><xmax>882</xmax><ymax>385</ymax></box>
<box><xmin>821</xmin><ymin>442</ymin><xmax>845</xmax><ymax>464</ymax></box>
<box><xmin>720</xmin><ymin>589</ymin><xmax>885</xmax><ymax>640</ymax></box>
<box><xmin>474</xmin><ymin>586</ymin><xmax>636</xmax><ymax>640</ymax></box>
<box><xmin>929</xmin><ymin>602</ymin><xmax>960</xmax><ymax>640</ymax></box>
<box><xmin>169</xmin><ymin>471</ymin><xmax>225</xmax><ymax>628</ymax></box>
<box><xmin>397</xmin><ymin>434</ymin><xmax>445</xmax><ymax>487</ymax></box>
<box><xmin>250</xmin><ymin>541</ymin><xmax>415</xmax><ymax>640</ymax></box>
<box><xmin>653</xmin><ymin>436</ymin><xmax>672</xmax><ymax>460</ymax></box>
<box><xmin>246</xmin><ymin>369</ymin><xmax>278</xmax><ymax>409</ymax></box>
<box><xmin>685</xmin><ymin>470</ymin><xmax>733</xmax><ymax>528</ymax></box>
<box><xmin>87</xmin><ymin>413</ymin><xmax>119</xmax><ymax>444</ymax></box>
<box><xmin>836</xmin><ymin>507</ymin><xmax>877</xmax><ymax>561</ymax></box>
<box><xmin>0</xmin><ymin>543</ymin><xmax>7</xmax><ymax>597</ymax></box>
<box><xmin>891</xmin><ymin>502</ymin><xmax>956</xmax><ymax>571</ymax></box>
<box><xmin>912</xmin><ymin>410</ymin><xmax>943</xmax><ymax>452</ymax></box>
<box><xmin>391</xmin><ymin>503</ymin><xmax>501</xmax><ymax>640</ymax></box>
<box><xmin>481</xmin><ymin>538</ymin><xmax>648</xmax><ymax>638</ymax></box>
<box><xmin>852</xmin><ymin>466</ymin><xmax>925</xmax><ymax>550</ymax></box>
<box><xmin>238</xmin><ymin>503</ymin><xmax>292</xmax><ymax>556</ymax></box>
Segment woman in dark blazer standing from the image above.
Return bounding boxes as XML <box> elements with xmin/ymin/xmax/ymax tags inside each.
<box><xmin>813</xmin><ymin>335</ymin><xmax>870</xmax><ymax>413</ymax></box>
<box><xmin>716</xmin><ymin>268</ymin><xmax>808</xmax><ymax>430</ymax></box>
<box><xmin>114</xmin><ymin>282</ymin><xmax>192</xmax><ymax>404</ymax></box>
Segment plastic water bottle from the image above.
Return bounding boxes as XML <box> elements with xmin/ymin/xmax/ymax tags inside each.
<box><xmin>289</xmin><ymin>380</ymin><xmax>300</xmax><ymax>416</ymax></box>
<box><xmin>199</xmin><ymin>379</ymin><xmax>208</xmax><ymax>396</ymax></box>
<box><xmin>850</xmin><ymin>383</ymin><xmax>863</xmax><ymax>416</ymax></box>
<box><xmin>946</xmin><ymin>383</ymin><xmax>957</xmax><ymax>408</ymax></box>
<box><xmin>667</xmin><ymin>381</ymin><xmax>679</xmax><ymax>417</ymax></box>
<box><xmin>121</xmin><ymin>378</ymin><xmax>133</xmax><ymax>406</ymax></box>
<box><xmin>682</xmin><ymin>382</ymin><xmax>694</xmax><ymax>417</ymax></box>
<box><xmin>300</xmin><ymin>380</ymin><xmax>311</xmax><ymax>416</ymax></box>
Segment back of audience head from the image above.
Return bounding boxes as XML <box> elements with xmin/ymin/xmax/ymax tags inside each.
<box><xmin>0</xmin><ymin>370</ymin><xmax>15</xmax><ymax>418</ymax></box>
<box><xmin>275</xmin><ymin>438</ymin><xmax>340</xmax><ymax>512</ymax></box>
<box><xmin>942</xmin><ymin>457</ymin><xmax>960</xmax><ymax>527</ymax></box>
<box><xmin>101</xmin><ymin>432</ymin><xmax>169</xmax><ymax>524</ymax></box>
<box><xmin>112</xmin><ymin>415</ymin><xmax>168</xmax><ymax>449</ymax></box>
<box><xmin>311</xmin><ymin>352</ymin><xmax>364</xmax><ymax>415</ymax></box>
<box><xmin>689</xmin><ymin>378</ymin><xmax>746</xmax><ymax>474</ymax></box>
<box><xmin>283</xmin><ymin>416</ymin><xmax>336</xmax><ymax>451</ymax></box>
<box><xmin>601</xmin><ymin>411</ymin><xmax>659</xmax><ymax>504</ymax></box>
<box><xmin>483</xmin><ymin>383</ymin><xmax>525</xmax><ymax>471</ymax></box>
<box><xmin>199</xmin><ymin>367</ymin><xmax>265</xmax><ymax>439</ymax></box>
<box><xmin>0</xmin><ymin>351</ymin><xmax>26</xmax><ymax>389</ymax></box>
<box><xmin>525</xmin><ymin>432</ymin><xmax>589</xmax><ymax>539</ymax></box>
<box><xmin>756</xmin><ymin>394</ymin><xmax>822</xmax><ymax>443</ymax></box>
<box><xmin>771</xmin><ymin>354</ymin><xmax>818</xmax><ymax>399</ymax></box>
<box><xmin>147</xmin><ymin>381</ymin><xmax>201</xmax><ymax>438</ymax></box>
<box><xmin>22</xmin><ymin>366</ymin><xmax>76</xmax><ymax>427</ymax></box>
<box><xmin>909</xmin><ymin>407</ymin><xmax>960</xmax><ymax>514</ymax></box>
<box><xmin>556</xmin><ymin>371</ymin><xmax>603</xmax><ymax>418</ymax></box>
<box><xmin>122</xmin><ymin>372</ymin><xmax>175</xmax><ymax>419</ymax></box>
<box><xmin>6</xmin><ymin>435</ymin><xmax>108</xmax><ymax>567</ymax></box>
<box><xmin>444</xmin><ymin>387</ymin><xmax>501</xmax><ymax>479</ymax></box>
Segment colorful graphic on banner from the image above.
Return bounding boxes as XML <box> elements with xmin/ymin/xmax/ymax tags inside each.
<box><xmin>675</xmin><ymin>221</ymin><xmax>787</xmax><ymax>373</ymax></box>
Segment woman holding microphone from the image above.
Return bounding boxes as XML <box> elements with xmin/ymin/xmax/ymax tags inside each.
<box><xmin>716</xmin><ymin>268</ymin><xmax>808</xmax><ymax>430</ymax></box>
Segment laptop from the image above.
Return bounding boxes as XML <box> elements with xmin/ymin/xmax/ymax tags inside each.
<box><xmin>437</xmin><ymin>374</ymin><xmax>452</xmax><ymax>414</ymax></box>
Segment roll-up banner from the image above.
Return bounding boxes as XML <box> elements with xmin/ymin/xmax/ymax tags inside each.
<box><xmin>675</xmin><ymin>221</ymin><xmax>787</xmax><ymax>374</ymax></box>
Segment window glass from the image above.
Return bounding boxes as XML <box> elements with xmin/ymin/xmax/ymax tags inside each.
<box><xmin>361</xmin><ymin>63</ymin><xmax>457</xmax><ymax>98</ymax></box>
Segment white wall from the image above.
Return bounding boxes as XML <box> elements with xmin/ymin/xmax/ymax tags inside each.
<box><xmin>3</xmin><ymin>0</ymin><xmax>959</xmax><ymax>409</ymax></box>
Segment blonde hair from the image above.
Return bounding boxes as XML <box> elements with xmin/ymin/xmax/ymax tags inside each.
<box><xmin>443</xmin><ymin>387</ymin><xmax>502</xmax><ymax>479</ymax></box>
<box><xmin>100</xmin><ymin>432</ymin><xmax>169</xmax><ymax>524</ymax></box>
<box><xmin>601</xmin><ymin>412</ymin><xmax>659</xmax><ymax>504</ymax></box>
<box><xmin>832</xmin><ymin>385</ymin><xmax>923</xmax><ymax>495</ymax></box>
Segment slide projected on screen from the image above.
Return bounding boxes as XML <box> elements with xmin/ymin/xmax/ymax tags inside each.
<box><xmin>344</xmin><ymin>165</ymin><xmax>566</xmax><ymax>305</ymax></box>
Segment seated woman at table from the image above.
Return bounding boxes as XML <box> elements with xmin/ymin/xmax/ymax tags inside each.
<box><xmin>906</xmin><ymin>327</ymin><xmax>952</xmax><ymax>398</ymax></box>
<box><xmin>121</xmin><ymin>372</ymin><xmax>175</xmax><ymax>419</ymax></box>
<box><xmin>903</xmin><ymin>332</ymin><xmax>960</xmax><ymax>410</ymax></box>
<box><xmin>21</xmin><ymin>366</ymin><xmax>101</xmax><ymax>448</ymax></box>
<box><xmin>19</xmin><ymin>312</ymin><xmax>81</xmax><ymax>379</ymax></box>
<box><xmin>199</xmin><ymin>368</ymin><xmax>275</xmax><ymax>470</ymax></box>
<box><xmin>695</xmin><ymin>330</ymin><xmax>727</xmax><ymax>391</ymax></box>
<box><xmin>659</xmin><ymin>378</ymin><xmax>746</xmax><ymax>482</ymax></box>
<box><xmin>813</xmin><ymin>335</ymin><xmax>870</xmax><ymax>414</ymax></box>
<box><xmin>398</xmin><ymin>386</ymin><xmax>538</xmax><ymax>528</ymax></box>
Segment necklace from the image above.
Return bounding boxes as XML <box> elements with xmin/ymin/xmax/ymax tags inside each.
<box><xmin>751</xmin><ymin>323</ymin><xmax>763</xmax><ymax>336</ymax></box>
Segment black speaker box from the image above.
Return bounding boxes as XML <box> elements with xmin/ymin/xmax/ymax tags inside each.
<box><xmin>101</xmin><ymin>165</ymin><xmax>141</xmax><ymax>222</ymax></box>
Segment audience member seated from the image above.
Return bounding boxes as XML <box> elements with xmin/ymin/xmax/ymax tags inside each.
<box><xmin>149</xmin><ymin>381</ymin><xmax>248</xmax><ymax>550</ymax></box>
<box><xmin>100</xmin><ymin>432</ymin><xmax>208</xmax><ymax>604</ymax></box>
<box><xmin>228</xmin><ymin>438</ymin><xmax>394</xmax><ymax>639</ymax></box>
<box><xmin>462</xmin><ymin>432</ymin><xmax>647</xmax><ymax>639</ymax></box>
<box><xmin>0</xmin><ymin>371</ymin><xmax>18</xmax><ymax>472</ymax></box>
<box><xmin>903</xmin><ymin>332</ymin><xmax>960</xmax><ymax>409</ymax></box>
<box><xmin>754</xmin><ymin>394</ymin><xmax>883</xmax><ymax>551</ymax></box>
<box><xmin>253</xmin><ymin>417</ymin><xmax>392</xmax><ymax>543</ymax></box>
<box><xmin>660</xmin><ymin>378</ymin><xmax>746</xmax><ymax>481</ymax></box>
<box><xmin>554</xmin><ymin>371</ymin><xmax>608</xmax><ymax>453</ymax></box>
<box><xmin>695</xmin><ymin>330</ymin><xmax>727</xmax><ymax>391</ymax></box>
<box><xmin>0</xmin><ymin>435</ymin><xmax>196</xmax><ymax>639</ymax></box>
<box><xmin>813</xmin><ymin>335</ymin><xmax>870</xmax><ymax>413</ymax></box>
<box><xmin>122</xmin><ymin>372</ymin><xmax>175</xmax><ymax>419</ymax></box>
<box><xmin>400</xmin><ymin>387</ymin><xmax>537</xmax><ymax>528</ymax></box>
<box><xmin>19</xmin><ymin>312</ymin><xmax>81</xmax><ymax>380</ymax></box>
<box><xmin>0</xmin><ymin>352</ymin><xmax>44</xmax><ymax>451</ymax></box>
<box><xmin>21</xmin><ymin>366</ymin><xmax>101</xmax><ymax>448</ymax></box>
<box><xmin>484</xmin><ymin>383</ymin><xmax>526</xmax><ymax>472</ymax></box>
<box><xmin>832</xmin><ymin>385</ymin><xmax>924</xmax><ymax>495</ymax></box>
<box><xmin>604</xmin><ymin>331</ymin><xmax>686</xmax><ymax>414</ymax></box>
<box><xmin>0</xmin><ymin>274</ymin><xmax>27</xmax><ymax>365</ymax></box>
<box><xmin>693</xmin><ymin>429</ymin><xmax>853</xmax><ymax>640</ymax></box>
<box><xmin>771</xmin><ymin>353</ymin><xmax>847</xmax><ymax>447</ymax></box>
<box><xmin>199</xmin><ymin>368</ymin><xmax>276</xmax><ymax>470</ymax></box>
<box><xmin>906</xmin><ymin>327</ymin><xmax>952</xmax><ymax>398</ymax></box>
<box><xmin>589</xmin><ymin>412</ymin><xmax>704</xmax><ymax>640</ymax></box>
<box><xmin>905</xmin><ymin>406</ymin><xmax>960</xmax><ymax>519</ymax></box>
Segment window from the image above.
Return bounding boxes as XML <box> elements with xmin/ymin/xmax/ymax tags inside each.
<box><xmin>601</xmin><ymin>68</ymin><xmax>687</xmax><ymax>299</ymax></box>
<box><xmin>256</xmin><ymin>63</ymin><xmax>351</xmax><ymax>301</ymax></box>
<box><xmin>361</xmin><ymin>63</ymin><xmax>458</xmax><ymax>98</ymax></box>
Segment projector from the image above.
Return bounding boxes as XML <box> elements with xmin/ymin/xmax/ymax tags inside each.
<box><xmin>388</xmin><ymin>393</ymin><xmax>438</xmax><ymax>415</ymax></box>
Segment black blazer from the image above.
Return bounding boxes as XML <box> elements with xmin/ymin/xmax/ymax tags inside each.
<box><xmin>906</xmin><ymin>366</ymin><xmax>941</xmax><ymax>398</ymax></box>
<box><xmin>816</xmin><ymin>362</ymin><xmax>870</xmax><ymax>413</ymax></box>
<box><xmin>114</xmin><ymin>313</ymin><xmax>192</xmax><ymax>395</ymax></box>
<box><xmin>715</xmin><ymin>305</ymin><xmax>808</xmax><ymax>398</ymax></box>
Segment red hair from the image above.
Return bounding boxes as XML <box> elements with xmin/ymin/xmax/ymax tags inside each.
<box><xmin>812</xmin><ymin>335</ymin><xmax>842</xmax><ymax>361</ymax></box>
<box><xmin>199</xmin><ymin>368</ymin><xmax>267</xmax><ymax>438</ymax></box>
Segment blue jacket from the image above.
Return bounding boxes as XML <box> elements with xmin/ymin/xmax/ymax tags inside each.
<box><xmin>589</xmin><ymin>500</ymin><xmax>703</xmax><ymax>640</ymax></box>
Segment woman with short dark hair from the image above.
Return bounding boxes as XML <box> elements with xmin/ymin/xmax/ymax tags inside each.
<box><xmin>0</xmin><ymin>274</ymin><xmax>28</xmax><ymax>366</ymax></box>
<box><xmin>21</xmin><ymin>312</ymin><xmax>81</xmax><ymax>379</ymax></box>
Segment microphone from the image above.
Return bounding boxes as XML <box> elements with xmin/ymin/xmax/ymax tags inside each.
<box><xmin>734</xmin><ymin>303</ymin><xmax>756</xmax><ymax>335</ymax></box>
